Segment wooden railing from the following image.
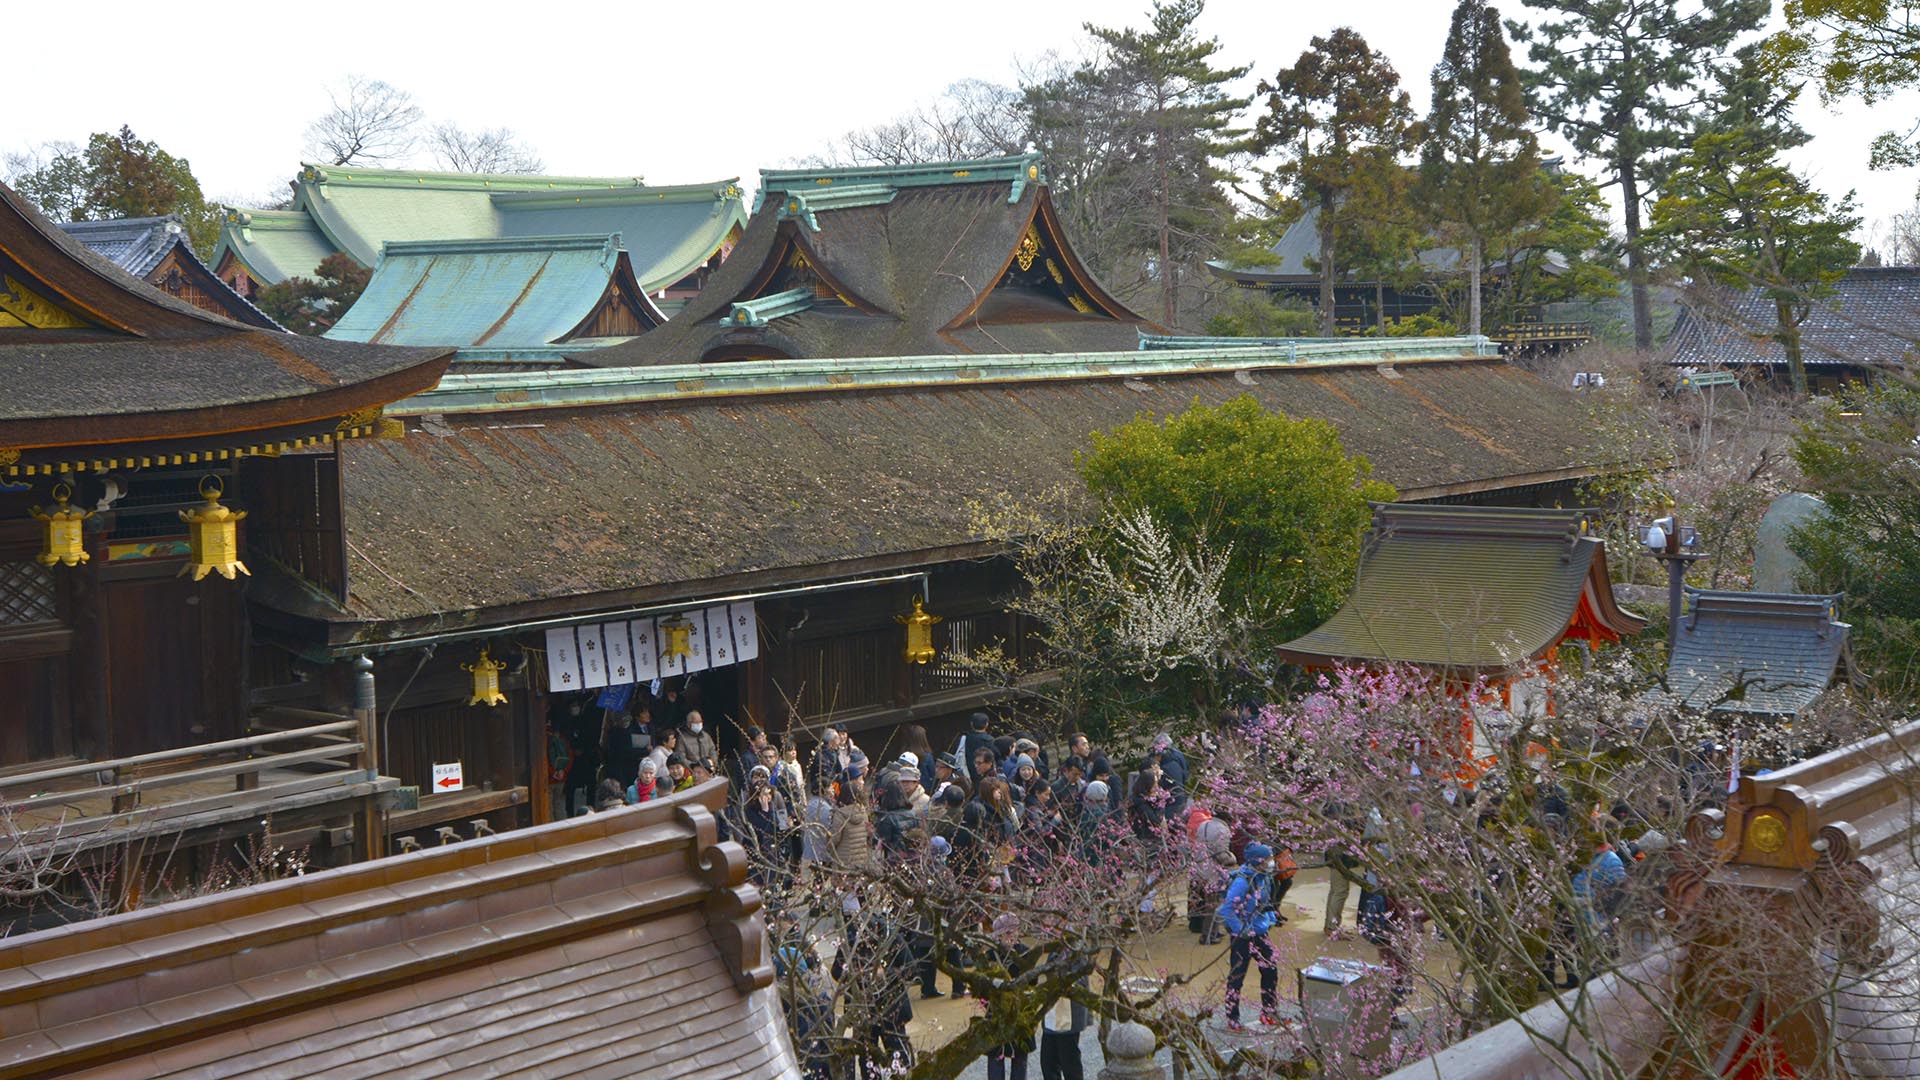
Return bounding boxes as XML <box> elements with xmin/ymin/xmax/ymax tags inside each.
<box><xmin>1496</xmin><ymin>321</ymin><xmax>1594</xmax><ymax>346</ymax></box>
<box><xmin>0</xmin><ymin>718</ymin><xmax>374</xmax><ymax>860</ymax></box>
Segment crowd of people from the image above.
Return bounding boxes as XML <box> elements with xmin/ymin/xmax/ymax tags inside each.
<box><xmin>549</xmin><ymin>688</ymin><xmax>1672</xmax><ymax>1075</ymax></box>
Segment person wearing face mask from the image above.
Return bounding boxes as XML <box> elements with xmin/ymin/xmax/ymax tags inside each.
<box><xmin>678</xmin><ymin>710</ymin><xmax>717</xmax><ymax>772</ymax></box>
<box><xmin>1217</xmin><ymin>843</ymin><xmax>1282</xmax><ymax>1032</ymax></box>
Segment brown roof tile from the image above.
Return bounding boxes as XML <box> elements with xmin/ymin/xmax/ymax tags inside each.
<box><xmin>300</xmin><ymin>356</ymin><xmax>1607</xmax><ymax>636</ymax></box>
<box><xmin>0</xmin><ymin>782</ymin><xmax>796</xmax><ymax>1080</ymax></box>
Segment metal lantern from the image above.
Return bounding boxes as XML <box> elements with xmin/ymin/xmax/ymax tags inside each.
<box><xmin>31</xmin><ymin>482</ymin><xmax>92</xmax><ymax>567</ymax></box>
<box><xmin>660</xmin><ymin>616</ymin><xmax>694</xmax><ymax>660</ymax></box>
<box><xmin>178</xmin><ymin>475</ymin><xmax>249</xmax><ymax>582</ymax></box>
<box><xmin>896</xmin><ymin>595</ymin><xmax>941</xmax><ymax>665</ymax></box>
<box><xmin>463</xmin><ymin>646</ymin><xmax>508</xmax><ymax>707</ymax></box>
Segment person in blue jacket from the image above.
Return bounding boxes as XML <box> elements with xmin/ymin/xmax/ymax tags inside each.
<box><xmin>1217</xmin><ymin>842</ymin><xmax>1282</xmax><ymax>1031</ymax></box>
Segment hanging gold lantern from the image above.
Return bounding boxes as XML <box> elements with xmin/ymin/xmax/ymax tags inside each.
<box><xmin>463</xmin><ymin>646</ymin><xmax>508</xmax><ymax>706</ymax></box>
<box><xmin>660</xmin><ymin>616</ymin><xmax>694</xmax><ymax>660</ymax></box>
<box><xmin>31</xmin><ymin>482</ymin><xmax>92</xmax><ymax>567</ymax></box>
<box><xmin>896</xmin><ymin>595</ymin><xmax>941</xmax><ymax>665</ymax></box>
<box><xmin>178</xmin><ymin>475</ymin><xmax>249</xmax><ymax>582</ymax></box>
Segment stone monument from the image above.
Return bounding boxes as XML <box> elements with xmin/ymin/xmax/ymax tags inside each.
<box><xmin>1752</xmin><ymin>493</ymin><xmax>1825</xmax><ymax>593</ymax></box>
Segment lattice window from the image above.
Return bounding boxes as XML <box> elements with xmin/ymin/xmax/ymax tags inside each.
<box><xmin>0</xmin><ymin>559</ymin><xmax>57</xmax><ymax>626</ymax></box>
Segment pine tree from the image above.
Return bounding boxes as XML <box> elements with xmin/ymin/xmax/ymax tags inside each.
<box><xmin>1420</xmin><ymin>0</ymin><xmax>1550</xmax><ymax>338</ymax></box>
<box><xmin>1512</xmin><ymin>0</ymin><xmax>1768</xmax><ymax>351</ymax></box>
<box><xmin>1254</xmin><ymin>28</ymin><xmax>1416</xmax><ymax>336</ymax></box>
<box><xmin>1064</xmin><ymin>0</ymin><xmax>1250</xmax><ymax>329</ymax></box>
<box><xmin>1648</xmin><ymin>51</ymin><xmax>1860</xmax><ymax>395</ymax></box>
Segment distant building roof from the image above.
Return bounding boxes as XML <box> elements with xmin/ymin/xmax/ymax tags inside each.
<box><xmin>1666</xmin><ymin>588</ymin><xmax>1849</xmax><ymax>715</ymax></box>
<box><xmin>57</xmin><ymin>215</ymin><xmax>188</xmax><ymax>278</ymax></box>
<box><xmin>212</xmin><ymin>165</ymin><xmax>745</xmax><ymax>294</ymax></box>
<box><xmin>576</xmin><ymin>154</ymin><xmax>1157</xmax><ymax>366</ymax></box>
<box><xmin>1209</xmin><ymin>203</ymin><xmax>1565</xmax><ymax>285</ymax></box>
<box><xmin>248</xmin><ymin>341</ymin><xmax>1625</xmax><ymax>642</ymax></box>
<box><xmin>57</xmin><ymin>215</ymin><xmax>284</xmax><ymax>330</ymax></box>
<box><xmin>0</xmin><ymin>181</ymin><xmax>450</xmax><ymax>474</ymax></box>
<box><xmin>0</xmin><ymin>781</ymin><xmax>799</xmax><ymax>1079</ymax></box>
<box><xmin>1277</xmin><ymin>504</ymin><xmax>1647</xmax><ymax>670</ymax></box>
<box><xmin>327</xmin><ymin>233</ymin><xmax>665</xmax><ymax>360</ymax></box>
<box><xmin>1668</xmin><ymin>267</ymin><xmax>1920</xmax><ymax>370</ymax></box>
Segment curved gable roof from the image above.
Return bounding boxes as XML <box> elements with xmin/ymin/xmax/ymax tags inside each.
<box><xmin>214</xmin><ymin>166</ymin><xmax>746</xmax><ymax>294</ymax></box>
<box><xmin>0</xmin><ymin>181</ymin><xmax>451</xmax><ymax>455</ymax></box>
<box><xmin>1278</xmin><ymin>505</ymin><xmax>1647</xmax><ymax>670</ymax></box>
<box><xmin>327</xmin><ymin>234</ymin><xmax>664</xmax><ymax>349</ymax></box>
<box><xmin>576</xmin><ymin>155</ymin><xmax>1152</xmax><ymax>366</ymax></box>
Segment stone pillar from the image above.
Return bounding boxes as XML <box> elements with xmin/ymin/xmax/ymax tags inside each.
<box><xmin>1098</xmin><ymin>1022</ymin><xmax>1164</xmax><ymax>1080</ymax></box>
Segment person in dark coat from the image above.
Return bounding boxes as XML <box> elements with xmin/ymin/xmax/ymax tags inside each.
<box><xmin>1151</xmin><ymin>733</ymin><xmax>1190</xmax><ymax>811</ymax></box>
<box><xmin>957</xmin><ymin>712</ymin><xmax>997</xmax><ymax>784</ymax></box>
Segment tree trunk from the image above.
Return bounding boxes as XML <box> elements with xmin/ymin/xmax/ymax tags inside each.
<box><xmin>1317</xmin><ymin>192</ymin><xmax>1337</xmax><ymax>337</ymax></box>
<box><xmin>1159</xmin><ymin>153</ymin><xmax>1175</xmax><ymax>329</ymax></box>
<box><xmin>1620</xmin><ymin>155</ymin><xmax>1654</xmax><ymax>352</ymax></box>
<box><xmin>1776</xmin><ymin>296</ymin><xmax>1808</xmax><ymax>396</ymax></box>
<box><xmin>1468</xmin><ymin>234</ymin><xmax>1484</xmax><ymax>338</ymax></box>
<box><xmin>1375</xmin><ymin>281</ymin><xmax>1386</xmax><ymax>335</ymax></box>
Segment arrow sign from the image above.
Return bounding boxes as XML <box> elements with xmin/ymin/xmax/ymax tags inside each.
<box><xmin>432</xmin><ymin>761</ymin><xmax>464</xmax><ymax>794</ymax></box>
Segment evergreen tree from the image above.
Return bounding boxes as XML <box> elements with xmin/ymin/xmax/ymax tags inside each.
<box><xmin>1648</xmin><ymin>52</ymin><xmax>1860</xmax><ymax>395</ymax></box>
<box><xmin>1254</xmin><ymin>28</ymin><xmax>1416</xmax><ymax>336</ymax></box>
<box><xmin>1029</xmin><ymin>0</ymin><xmax>1249</xmax><ymax>329</ymax></box>
<box><xmin>255</xmin><ymin>253</ymin><xmax>373</xmax><ymax>336</ymax></box>
<box><xmin>1420</xmin><ymin>0</ymin><xmax>1549</xmax><ymax>337</ymax></box>
<box><xmin>6</xmin><ymin>126</ymin><xmax>218</xmax><ymax>255</ymax></box>
<box><xmin>1512</xmin><ymin>0</ymin><xmax>1768</xmax><ymax>351</ymax></box>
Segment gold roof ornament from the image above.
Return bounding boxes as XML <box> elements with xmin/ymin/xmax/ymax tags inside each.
<box><xmin>178</xmin><ymin>475</ymin><xmax>249</xmax><ymax>582</ymax></box>
<box><xmin>31</xmin><ymin>481</ymin><xmax>91</xmax><ymax>567</ymax></box>
<box><xmin>896</xmin><ymin>595</ymin><xmax>941</xmax><ymax>665</ymax></box>
<box><xmin>463</xmin><ymin>646</ymin><xmax>509</xmax><ymax>707</ymax></box>
<box><xmin>1015</xmin><ymin>227</ymin><xmax>1042</xmax><ymax>273</ymax></box>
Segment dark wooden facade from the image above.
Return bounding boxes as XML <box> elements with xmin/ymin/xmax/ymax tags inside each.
<box><xmin>0</xmin><ymin>181</ymin><xmax>450</xmax><ymax>926</ymax></box>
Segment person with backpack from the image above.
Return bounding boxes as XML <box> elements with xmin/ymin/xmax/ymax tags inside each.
<box><xmin>1185</xmin><ymin>803</ymin><xmax>1237</xmax><ymax>944</ymax></box>
<box><xmin>1217</xmin><ymin>843</ymin><xmax>1282</xmax><ymax>1032</ymax></box>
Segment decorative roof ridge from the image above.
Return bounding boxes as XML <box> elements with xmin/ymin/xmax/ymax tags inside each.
<box><xmin>1683</xmin><ymin>587</ymin><xmax>1847</xmax><ymax>623</ymax></box>
<box><xmin>295</xmin><ymin>162</ymin><xmax>647</xmax><ymax>191</ymax></box>
<box><xmin>1140</xmin><ymin>332</ymin><xmax>1299</xmax><ymax>350</ymax></box>
<box><xmin>219</xmin><ymin>206</ymin><xmax>316</xmax><ymax>229</ymax></box>
<box><xmin>492</xmin><ymin>178</ymin><xmax>745</xmax><ymax>209</ymax></box>
<box><xmin>1370</xmin><ymin>502</ymin><xmax>1594</xmax><ymax>541</ymax></box>
<box><xmin>377</xmin><ymin>233</ymin><xmax>624</xmax><ymax>259</ymax></box>
<box><xmin>724</xmin><ymin>286</ymin><xmax>814</xmax><ymax>327</ymax></box>
<box><xmin>754</xmin><ymin>153</ymin><xmax>1045</xmax><ymax>209</ymax></box>
<box><xmin>393</xmin><ymin>336</ymin><xmax>1500</xmax><ymax>416</ymax></box>
<box><xmin>774</xmin><ymin>184</ymin><xmax>899</xmax><ymax>230</ymax></box>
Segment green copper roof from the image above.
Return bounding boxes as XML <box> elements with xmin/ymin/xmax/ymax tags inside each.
<box><xmin>1140</xmin><ymin>332</ymin><xmax>1303</xmax><ymax>350</ymax></box>
<box><xmin>327</xmin><ymin>234</ymin><xmax>657</xmax><ymax>351</ymax></box>
<box><xmin>753</xmin><ymin>153</ymin><xmax>1045</xmax><ymax>210</ymax></box>
<box><xmin>774</xmin><ymin>184</ymin><xmax>897</xmax><ymax>230</ymax></box>
<box><xmin>215</xmin><ymin>166</ymin><xmax>746</xmax><ymax>292</ymax></box>
<box><xmin>391</xmin><ymin>336</ymin><xmax>1498</xmax><ymax>416</ymax></box>
<box><xmin>210</xmin><ymin>208</ymin><xmax>336</xmax><ymax>286</ymax></box>
<box><xmin>723</xmin><ymin>287</ymin><xmax>814</xmax><ymax>327</ymax></box>
<box><xmin>1277</xmin><ymin>505</ymin><xmax>1646</xmax><ymax>670</ymax></box>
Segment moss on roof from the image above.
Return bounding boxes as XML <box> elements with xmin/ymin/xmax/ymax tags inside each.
<box><xmin>297</xmin><ymin>357</ymin><xmax>1610</xmax><ymax>637</ymax></box>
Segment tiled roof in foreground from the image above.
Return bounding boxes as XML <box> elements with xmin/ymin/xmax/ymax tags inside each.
<box><xmin>0</xmin><ymin>780</ymin><xmax>797</xmax><ymax>1079</ymax></box>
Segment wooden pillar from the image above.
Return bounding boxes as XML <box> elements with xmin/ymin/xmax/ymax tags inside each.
<box><xmin>525</xmin><ymin>659</ymin><xmax>551</xmax><ymax>827</ymax></box>
<box><xmin>70</xmin><ymin>522</ymin><xmax>112</xmax><ymax>759</ymax></box>
<box><xmin>351</xmin><ymin>656</ymin><xmax>382</xmax><ymax>862</ymax></box>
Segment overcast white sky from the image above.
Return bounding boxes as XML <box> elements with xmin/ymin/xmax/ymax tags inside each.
<box><xmin>12</xmin><ymin>0</ymin><xmax>1919</xmax><ymax>245</ymax></box>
